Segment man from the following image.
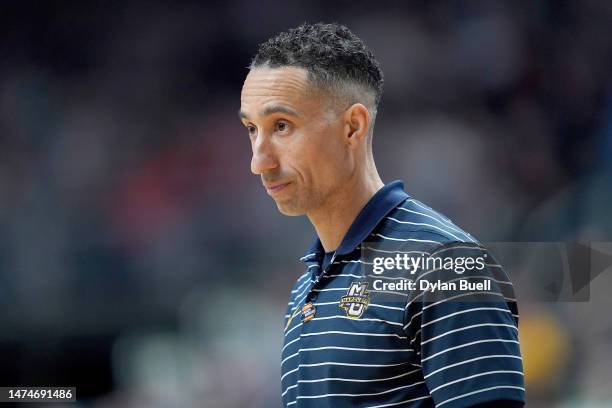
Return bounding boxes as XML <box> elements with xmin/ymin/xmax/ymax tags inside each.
<box><xmin>239</xmin><ymin>23</ymin><xmax>525</xmax><ymax>408</ymax></box>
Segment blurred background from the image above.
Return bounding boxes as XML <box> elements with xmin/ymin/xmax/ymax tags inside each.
<box><xmin>1</xmin><ymin>0</ymin><xmax>611</xmax><ymax>407</ymax></box>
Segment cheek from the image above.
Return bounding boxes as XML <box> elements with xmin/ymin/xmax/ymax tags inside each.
<box><xmin>301</xmin><ymin>130</ymin><xmax>350</xmax><ymax>185</ymax></box>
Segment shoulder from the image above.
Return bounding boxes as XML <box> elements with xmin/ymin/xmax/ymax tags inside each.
<box><xmin>376</xmin><ymin>196</ymin><xmax>478</xmax><ymax>248</ymax></box>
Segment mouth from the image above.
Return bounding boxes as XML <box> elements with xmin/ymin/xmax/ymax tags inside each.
<box><xmin>265</xmin><ymin>182</ymin><xmax>291</xmax><ymax>195</ymax></box>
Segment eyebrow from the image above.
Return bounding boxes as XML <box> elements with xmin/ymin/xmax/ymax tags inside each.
<box><xmin>238</xmin><ymin>104</ymin><xmax>300</xmax><ymax>121</ymax></box>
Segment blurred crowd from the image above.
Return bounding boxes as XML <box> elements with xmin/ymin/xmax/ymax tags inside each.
<box><xmin>0</xmin><ymin>1</ymin><xmax>611</xmax><ymax>407</ymax></box>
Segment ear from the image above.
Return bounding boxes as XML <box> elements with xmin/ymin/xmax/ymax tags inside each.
<box><xmin>343</xmin><ymin>103</ymin><xmax>371</xmax><ymax>148</ymax></box>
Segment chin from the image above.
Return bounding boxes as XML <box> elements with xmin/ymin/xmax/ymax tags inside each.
<box><xmin>275</xmin><ymin>201</ymin><xmax>306</xmax><ymax>217</ymax></box>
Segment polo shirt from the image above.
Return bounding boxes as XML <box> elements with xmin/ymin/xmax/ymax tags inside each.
<box><xmin>281</xmin><ymin>181</ymin><xmax>525</xmax><ymax>407</ymax></box>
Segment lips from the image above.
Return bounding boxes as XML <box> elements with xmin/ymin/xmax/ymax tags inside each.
<box><xmin>265</xmin><ymin>182</ymin><xmax>290</xmax><ymax>195</ymax></box>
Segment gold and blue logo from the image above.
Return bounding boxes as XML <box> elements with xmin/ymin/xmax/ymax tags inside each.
<box><xmin>339</xmin><ymin>282</ymin><xmax>370</xmax><ymax>319</ymax></box>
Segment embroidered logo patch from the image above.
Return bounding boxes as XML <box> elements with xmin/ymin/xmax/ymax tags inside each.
<box><xmin>301</xmin><ymin>302</ymin><xmax>316</xmax><ymax>322</ymax></box>
<box><xmin>339</xmin><ymin>281</ymin><xmax>370</xmax><ymax>319</ymax></box>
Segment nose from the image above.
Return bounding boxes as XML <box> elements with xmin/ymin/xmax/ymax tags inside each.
<box><xmin>250</xmin><ymin>134</ymin><xmax>279</xmax><ymax>175</ymax></box>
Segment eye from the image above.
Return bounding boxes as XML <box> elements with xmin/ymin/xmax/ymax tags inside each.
<box><xmin>246</xmin><ymin>124</ymin><xmax>257</xmax><ymax>137</ymax></box>
<box><xmin>275</xmin><ymin>120</ymin><xmax>291</xmax><ymax>133</ymax></box>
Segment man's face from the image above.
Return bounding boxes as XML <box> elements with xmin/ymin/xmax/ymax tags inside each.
<box><xmin>240</xmin><ymin>66</ymin><xmax>351</xmax><ymax>216</ymax></box>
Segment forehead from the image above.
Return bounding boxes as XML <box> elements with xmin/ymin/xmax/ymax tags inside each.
<box><xmin>240</xmin><ymin>66</ymin><xmax>316</xmax><ymax>118</ymax></box>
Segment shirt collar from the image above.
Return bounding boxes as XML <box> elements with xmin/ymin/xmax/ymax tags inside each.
<box><xmin>300</xmin><ymin>180</ymin><xmax>410</xmax><ymax>263</ymax></box>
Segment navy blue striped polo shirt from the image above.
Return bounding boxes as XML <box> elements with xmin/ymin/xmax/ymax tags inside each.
<box><xmin>281</xmin><ymin>180</ymin><xmax>525</xmax><ymax>407</ymax></box>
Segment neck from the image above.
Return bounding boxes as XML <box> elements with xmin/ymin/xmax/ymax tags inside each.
<box><xmin>307</xmin><ymin>167</ymin><xmax>384</xmax><ymax>253</ymax></box>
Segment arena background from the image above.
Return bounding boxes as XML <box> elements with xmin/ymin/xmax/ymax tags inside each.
<box><xmin>1</xmin><ymin>1</ymin><xmax>611</xmax><ymax>407</ymax></box>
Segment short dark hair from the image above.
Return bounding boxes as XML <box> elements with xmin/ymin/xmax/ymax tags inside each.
<box><xmin>250</xmin><ymin>22</ymin><xmax>384</xmax><ymax>121</ymax></box>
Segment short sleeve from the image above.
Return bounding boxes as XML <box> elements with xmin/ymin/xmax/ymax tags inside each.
<box><xmin>403</xmin><ymin>242</ymin><xmax>525</xmax><ymax>407</ymax></box>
